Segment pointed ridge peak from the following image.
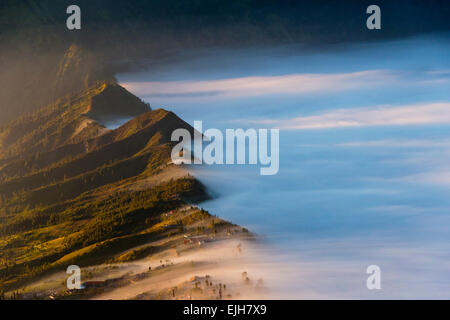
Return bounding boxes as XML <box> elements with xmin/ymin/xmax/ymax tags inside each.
<box><xmin>85</xmin><ymin>82</ymin><xmax>150</xmax><ymax>124</ymax></box>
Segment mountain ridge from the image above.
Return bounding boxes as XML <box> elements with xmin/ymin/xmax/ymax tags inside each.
<box><xmin>0</xmin><ymin>81</ymin><xmax>149</xmax><ymax>160</ymax></box>
<box><xmin>0</xmin><ymin>78</ymin><xmax>233</xmax><ymax>294</ymax></box>
<box><xmin>0</xmin><ymin>82</ymin><xmax>192</xmax><ymax>205</ymax></box>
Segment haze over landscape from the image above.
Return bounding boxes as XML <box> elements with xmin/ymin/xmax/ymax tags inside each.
<box><xmin>0</xmin><ymin>0</ymin><xmax>450</xmax><ymax>300</ymax></box>
<box><xmin>119</xmin><ymin>33</ymin><xmax>450</xmax><ymax>298</ymax></box>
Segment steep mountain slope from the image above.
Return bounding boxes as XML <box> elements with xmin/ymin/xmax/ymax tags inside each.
<box><xmin>0</xmin><ymin>82</ymin><xmax>222</xmax><ymax>293</ymax></box>
<box><xmin>0</xmin><ymin>43</ymin><xmax>112</xmax><ymax>127</ymax></box>
<box><xmin>0</xmin><ymin>82</ymin><xmax>149</xmax><ymax>161</ymax></box>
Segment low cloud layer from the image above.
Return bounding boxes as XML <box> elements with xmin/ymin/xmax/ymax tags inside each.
<box><xmin>122</xmin><ymin>70</ymin><xmax>396</xmax><ymax>98</ymax></box>
<box><xmin>253</xmin><ymin>102</ymin><xmax>450</xmax><ymax>130</ymax></box>
<box><xmin>335</xmin><ymin>139</ymin><xmax>450</xmax><ymax>148</ymax></box>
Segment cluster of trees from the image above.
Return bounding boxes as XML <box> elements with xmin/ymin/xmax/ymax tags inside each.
<box><xmin>63</xmin><ymin>178</ymin><xmax>206</xmax><ymax>250</ymax></box>
<box><xmin>0</xmin><ymin>176</ymin><xmax>207</xmax><ymax>291</ymax></box>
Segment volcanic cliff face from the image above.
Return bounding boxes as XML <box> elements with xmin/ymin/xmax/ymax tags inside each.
<box><xmin>0</xmin><ymin>81</ymin><xmax>207</xmax><ymax>291</ymax></box>
<box><xmin>54</xmin><ymin>44</ymin><xmax>109</xmax><ymax>100</ymax></box>
<box><xmin>0</xmin><ymin>43</ymin><xmax>115</xmax><ymax>127</ymax></box>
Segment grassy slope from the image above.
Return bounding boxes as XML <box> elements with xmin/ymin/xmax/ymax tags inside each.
<box><xmin>0</xmin><ymin>82</ymin><xmax>217</xmax><ymax>293</ymax></box>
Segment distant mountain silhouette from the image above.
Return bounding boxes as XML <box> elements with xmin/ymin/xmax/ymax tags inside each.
<box><xmin>1</xmin><ymin>1</ymin><xmax>449</xmax><ymax>125</ymax></box>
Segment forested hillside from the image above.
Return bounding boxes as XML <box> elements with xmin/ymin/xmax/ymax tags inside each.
<box><xmin>0</xmin><ymin>81</ymin><xmax>210</xmax><ymax>292</ymax></box>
